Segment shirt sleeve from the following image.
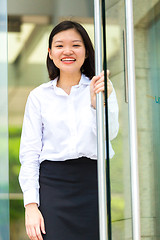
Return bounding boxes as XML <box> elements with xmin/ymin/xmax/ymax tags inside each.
<box><xmin>90</xmin><ymin>85</ymin><xmax>119</xmax><ymax>141</ymax></box>
<box><xmin>108</xmin><ymin>87</ymin><xmax>119</xmax><ymax>140</ymax></box>
<box><xmin>19</xmin><ymin>91</ymin><xmax>42</xmax><ymax>207</ymax></box>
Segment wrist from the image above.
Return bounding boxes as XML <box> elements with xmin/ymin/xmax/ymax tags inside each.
<box><xmin>25</xmin><ymin>203</ymin><xmax>38</xmax><ymax>209</ymax></box>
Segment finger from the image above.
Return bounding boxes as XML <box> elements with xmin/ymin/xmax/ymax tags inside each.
<box><xmin>40</xmin><ymin>217</ymin><xmax>46</xmax><ymax>235</ymax></box>
<box><xmin>94</xmin><ymin>78</ymin><xmax>104</xmax><ymax>88</ymax></box>
<box><xmin>91</xmin><ymin>75</ymin><xmax>101</xmax><ymax>87</ymax></box>
<box><xmin>26</xmin><ymin>226</ymin><xmax>32</xmax><ymax>239</ymax></box>
<box><xmin>95</xmin><ymin>86</ymin><xmax>105</xmax><ymax>94</ymax></box>
<box><xmin>35</xmin><ymin>225</ymin><xmax>43</xmax><ymax>240</ymax></box>
<box><xmin>94</xmin><ymin>82</ymin><xmax>104</xmax><ymax>93</ymax></box>
<box><xmin>94</xmin><ymin>83</ymin><xmax>112</xmax><ymax>94</ymax></box>
<box><xmin>100</xmin><ymin>70</ymin><xmax>104</xmax><ymax>76</ymax></box>
<box><xmin>94</xmin><ymin>78</ymin><xmax>112</xmax><ymax>90</ymax></box>
<box><xmin>99</xmin><ymin>78</ymin><xmax>112</xmax><ymax>88</ymax></box>
<box><xmin>30</xmin><ymin>227</ymin><xmax>38</xmax><ymax>240</ymax></box>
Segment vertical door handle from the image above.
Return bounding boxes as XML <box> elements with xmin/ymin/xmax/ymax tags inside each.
<box><xmin>124</xmin><ymin>0</ymin><xmax>141</xmax><ymax>239</ymax></box>
<box><xmin>94</xmin><ymin>0</ymin><xmax>108</xmax><ymax>240</ymax></box>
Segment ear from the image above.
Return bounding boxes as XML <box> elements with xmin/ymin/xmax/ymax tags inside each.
<box><xmin>48</xmin><ymin>48</ymin><xmax>52</xmax><ymax>60</ymax></box>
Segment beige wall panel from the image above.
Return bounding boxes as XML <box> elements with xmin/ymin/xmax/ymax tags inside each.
<box><xmin>141</xmin><ymin>217</ymin><xmax>155</xmax><ymax>238</ymax></box>
<box><xmin>135</xmin><ymin>69</ymin><xmax>153</xmax><ymax>131</ymax></box>
<box><xmin>135</xmin><ymin>22</ymin><xmax>156</xmax><ymax>239</ymax></box>
<box><xmin>134</xmin><ymin>28</ymin><xmax>149</xmax><ymax>69</ymax></box>
<box><xmin>106</xmin><ymin>0</ymin><xmax>120</xmax><ymax>10</ymax></box>
<box><xmin>8</xmin><ymin>0</ymin><xmax>53</xmax><ymax>15</ymax></box>
<box><xmin>8</xmin><ymin>0</ymin><xmax>94</xmax><ymax>20</ymax></box>
<box><xmin>138</xmin><ymin>131</ymin><xmax>155</xmax><ymax>217</ymax></box>
<box><xmin>133</xmin><ymin>0</ymin><xmax>159</xmax><ymax>25</ymax></box>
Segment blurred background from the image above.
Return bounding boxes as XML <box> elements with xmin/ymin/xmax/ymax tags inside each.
<box><xmin>0</xmin><ymin>0</ymin><xmax>160</xmax><ymax>239</ymax></box>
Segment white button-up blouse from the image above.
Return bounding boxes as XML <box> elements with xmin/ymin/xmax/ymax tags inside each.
<box><xmin>19</xmin><ymin>74</ymin><xmax>119</xmax><ymax>206</ymax></box>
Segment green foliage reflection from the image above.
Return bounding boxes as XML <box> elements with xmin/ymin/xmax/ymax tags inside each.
<box><xmin>9</xmin><ymin>127</ymin><xmax>21</xmax><ymax>193</ymax></box>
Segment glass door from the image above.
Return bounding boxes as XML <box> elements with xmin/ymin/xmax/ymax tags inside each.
<box><xmin>104</xmin><ymin>1</ymin><xmax>133</xmax><ymax>239</ymax></box>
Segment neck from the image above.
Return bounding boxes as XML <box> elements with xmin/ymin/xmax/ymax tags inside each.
<box><xmin>57</xmin><ymin>71</ymin><xmax>82</xmax><ymax>89</ymax></box>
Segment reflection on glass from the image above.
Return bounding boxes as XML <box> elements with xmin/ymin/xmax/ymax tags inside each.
<box><xmin>0</xmin><ymin>0</ymin><xmax>9</xmax><ymax>239</ymax></box>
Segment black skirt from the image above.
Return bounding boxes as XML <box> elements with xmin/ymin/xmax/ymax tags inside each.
<box><xmin>39</xmin><ymin>157</ymin><xmax>99</xmax><ymax>240</ymax></box>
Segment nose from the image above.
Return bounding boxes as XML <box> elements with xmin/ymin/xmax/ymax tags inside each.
<box><xmin>63</xmin><ymin>47</ymin><xmax>73</xmax><ymax>55</ymax></box>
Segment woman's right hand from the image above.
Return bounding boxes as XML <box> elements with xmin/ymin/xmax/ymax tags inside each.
<box><xmin>25</xmin><ymin>203</ymin><xmax>46</xmax><ymax>240</ymax></box>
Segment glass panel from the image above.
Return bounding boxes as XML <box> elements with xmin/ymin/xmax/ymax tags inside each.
<box><xmin>105</xmin><ymin>1</ymin><xmax>133</xmax><ymax>239</ymax></box>
<box><xmin>150</xmin><ymin>18</ymin><xmax>160</xmax><ymax>239</ymax></box>
<box><xmin>0</xmin><ymin>0</ymin><xmax>10</xmax><ymax>239</ymax></box>
<box><xmin>133</xmin><ymin>0</ymin><xmax>160</xmax><ymax>239</ymax></box>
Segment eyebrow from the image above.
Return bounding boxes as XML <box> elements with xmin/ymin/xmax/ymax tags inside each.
<box><xmin>72</xmin><ymin>40</ymin><xmax>82</xmax><ymax>42</ymax></box>
<box><xmin>54</xmin><ymin>40</ymin><xmax>82</xmax><ymax>43</ymax></box>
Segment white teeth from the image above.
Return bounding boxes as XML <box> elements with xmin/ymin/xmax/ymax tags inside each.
<box><xmin>61</xmin><ymin>58</ymin><xmax>75</xmax><ymax>61</ymax></box>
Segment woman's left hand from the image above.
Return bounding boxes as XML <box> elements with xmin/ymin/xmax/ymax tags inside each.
<box><xmin>90</xmin><ymin>70</ymin><xmax>113</xmax><ymax>109</ymax></box>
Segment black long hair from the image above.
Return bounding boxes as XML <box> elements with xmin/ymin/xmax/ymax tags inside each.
<box><xmin>46</xmin><ymin>20</ymin><xmax>95</xmax><ymax>80</ymax></box>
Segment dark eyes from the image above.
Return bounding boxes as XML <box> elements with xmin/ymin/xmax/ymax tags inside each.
<box><xmin>73</xmin><ymin>44</ymin><xmax>80</xmax><ymax>47</ymax></box>
<box><xmin>55</xmin><ymin>44</ymin><xmax>81</xmax><ymax>48</ymax></box>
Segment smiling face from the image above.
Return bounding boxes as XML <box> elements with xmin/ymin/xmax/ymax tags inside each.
<box><xmin>48</xmin><ymin>29</ymin><xmax>86</xmax><ymax>75</ymax></box>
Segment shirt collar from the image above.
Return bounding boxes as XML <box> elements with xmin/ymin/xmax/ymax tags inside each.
<box><xmin>51</xmin><ymin>78</ymin><xmax>58</xmax><ymax>89</ymax></box>
<box><xmin>45</xmin><ymin>74</ymin><xmax>90</xmax><ymax>89</ymax></box>
<box><xmin>43</xmin><ymin>74</ymin><xmax>91</xmax><ymax>90</ymax></box>
<box><xmin>79</xmin><ymin>74</ymin><xmax>90</xmax><ymax>86</ymax></box>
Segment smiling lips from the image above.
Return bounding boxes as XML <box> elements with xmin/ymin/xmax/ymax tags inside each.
<box><xmin>61</xmin><ymin>57</ymin><xmax>76</xmax><ymax>64</ymax></box>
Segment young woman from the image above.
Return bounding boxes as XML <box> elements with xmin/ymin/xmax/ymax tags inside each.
<box><xmin>19</xmin><ymin>20</ymin><xmax>119</xmax><ymax>240</ymax></box>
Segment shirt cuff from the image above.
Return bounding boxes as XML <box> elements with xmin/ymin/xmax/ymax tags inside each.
<box><xmin>23</xmin><ymin>188</ymin><xmax>39</xmax><ymax>207</ymax></box>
